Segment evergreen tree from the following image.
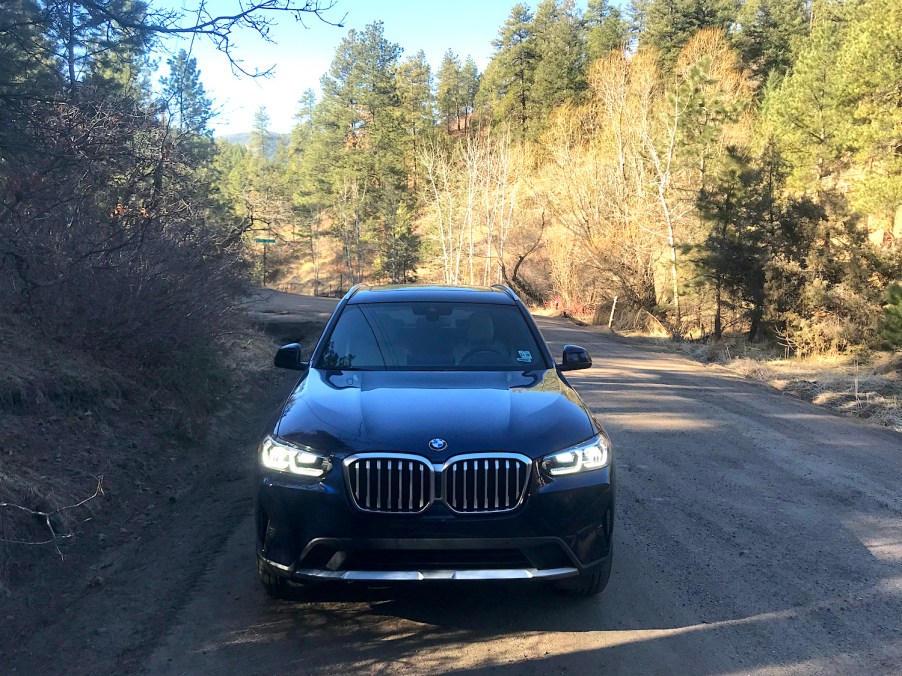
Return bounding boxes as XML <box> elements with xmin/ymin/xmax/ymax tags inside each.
<box><xmin>764</xmin><ymin>193</ymin><xmax>891</xmax><ymax>354</ymax></box>
<box><xmin>834</xmin><ymin>0</ymin><xmax>902</xmax><ymax>221</ymax></box>
<box><xmin>460</xmin><ymin>56</ymin><xmax>480</xmax><ymax>130</ymax></box>
<box><xmin>639</xmin><ymin>0</ymin><xmax>735</xmax><ymax>69</ymax></box>
<box><xmin>627</xmin><ymin>0</ymin><xmax>651</xmax><ymax>37</ymax></box>
<box><xmin>161</xmin><ymin>49</ymin><xmax>214</xmax><ymax>136</ymax></box>
<box><xmin>397</xmin><ymin>51</ymin><xmax>434</xmax><ymax>132</ymax></box>
<box><xmin>42</xmin><ymin>0</ymin><xmax>154</xmax><ymax>96</ymax></box>
<box><xmin>477</xmin><ymin>3</ymin><xmax>536</xmax><ymax>137</ymax></box>
<box><xmin>435</xmin><ymin>51</ymin><xmax>476</xmax><ymax>132</ymax></box>
<box><xmin>0</xmin><ymin>0</ymin><xmax>61</xmax><ymax>163</ymax></box>
<box><xmin>734</xmin><ymin>0</ymin><xmax>808</xmax><ymax>86</ymax></box>
<box><xmin>283</xmin><ymin>89</ymin><xmax>326</xmax><ymax>293</ymax></box>
<box><xmin>672</xmin><ymin>30</ymin><xmax>749</xmax><ymax>189</ymax></box>
<box><xmin>295</xmin><ymin>88</ymin><xmax>317</xmax><ymax>127</ymax></box>
<box><xmin>695</xmin><ymin>143</ymin><xmax>823</xmax><ymax>342</ymax></box>
<box><xmin>695</xmin><ymin>146</ymin><xmax>775</xmax><ymax>340</ymax></box>
<box><xmin>0</xmin><ymin>0</ymin><xmax>61</xmax><ymax>95</ymax></box>
<box><xmin>436</xmin><ymin>49</ymin><xmax>463</xmax><ymax>131</ymax></box>
<box><xmin>529</xmin><ymin>0</ymin><xmax>586</xmax><ymax>135</ymax></box>
<box><xmin>397</xmin><ymin>51</ymin><xmax>435</xmax><ymax>187</ymax></box>
<box><xmin>250</xmin><ymin>106</ymin><xmax>275</xmax><ymax>159</ymax></box>
<box><xmin>303</xmin><ymin>22</ymin><xmax>418</xmax><ymax>283</ymax></box>
<box><xmin>762</xmin><ymin>4</ymin><xmax>849</xmax><ymax>192</ymax></box>
<box><xmin>585</xmin><ymin>0</ymin><xmax>630</xmax><ymax>61</ymax></box>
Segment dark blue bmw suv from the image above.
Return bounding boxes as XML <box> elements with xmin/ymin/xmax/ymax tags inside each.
<box><xmin>255</xmin><ymin>284</ymin><xmax>614</xmax><ymax>597</ymax></box>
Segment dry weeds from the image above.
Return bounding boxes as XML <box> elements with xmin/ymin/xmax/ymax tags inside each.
<box><xmin>672</xmin><ymin>336</ymin><xmax>902</xmax><ymax>433</ymax></box>
<box><xmin>0</xmin><ymin>310</ymin><xmax>304</xmax><ymax>594</ymax></box>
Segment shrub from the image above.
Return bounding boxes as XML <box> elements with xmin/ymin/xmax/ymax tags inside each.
<box><xmin>882</xmin><ymin>283</ymin><xmax>902</xmax><ymax>349</ymax></box>
<box><xmin>0</xmin><ymin>90</ymin><xmax>247</xmax><ymax>385</ymax></box>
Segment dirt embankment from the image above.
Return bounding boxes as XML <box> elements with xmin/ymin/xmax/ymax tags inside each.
<box><xmin>0</xmin><ymin>295</ymin><xmax>328</xmax><ymax>673</ymax></box>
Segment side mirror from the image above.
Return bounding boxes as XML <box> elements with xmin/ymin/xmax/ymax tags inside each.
<box><xmin>274</xmin><ymin>343</ymin><xmax>307</xmax><ymax>370</ymax></box>
<box><xmin>558</xmin><ymin>344</ymin><xmax>592</xmax><ymax>371</ymax></box>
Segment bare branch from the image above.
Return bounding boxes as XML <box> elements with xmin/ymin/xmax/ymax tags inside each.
<box><xmin>1</xmin><ymin>476</ymin><xmax>104</xmax><ymax>559</ymax></box>
<box><xmin>74</xmin><ymin>0</ymin><xmax>346</xmax><ymax>78</ymax></box>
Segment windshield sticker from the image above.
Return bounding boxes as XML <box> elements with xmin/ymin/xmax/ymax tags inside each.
<box><xmin>517</xmin><ymin>350</ymin><xmax>533</xmax><ymax>362</ymax></box>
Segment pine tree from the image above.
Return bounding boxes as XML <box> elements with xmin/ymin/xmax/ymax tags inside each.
<box><xmin>303</xmin><ymin>22</ymin><xmax>418</xmax><ymax>283</ymax></box>
<box><xmin>694</xmin><ymin>143</ymin><xmax>823</xmax><ymax>342</ymax></box>
<box><xmin>460</xmin><ymin>56</ymin><xmax>479</xmax><ymax>130</ymax></box>
<box><xmin>397</xmin><ymin>51</ymin><xmax>434</xmax><ymax>133</ymax></box>
<box><xmin>529</xmin><ymin>0</ymin><xmax>586</xmax><ymax>136</ymax></box>
<box><xmin>694</xmin><ymin>147</ymin><xmax>772</xmax><ymax>340</ymax></box>
<box><xmin>477</xmin><ymin>3</ymin><xmax>536</xmax><ymax>137</ymax></box>
<box><xmin>639</xmin><ymin>0</ymin><xmax>735</xmax><ymax>69</ymax></box>
<box><xmin>0</xmin><ymin>0</ymin><xmax>61</xmax><ymax>96</ymax></box>
<box><xmin>161</xmin><ymin>49</ymin><xmax>214</xmax><ymax>136</ymax></box>
<box><xmin>672</xmin><ymin>29</ymin><xmax>750</xmax><ymax>189</ymax></box>
<box><xmin>250</xmin><ymin>106</ymin><xmax>275</xmax><ymax>159</ymax></box>
<box><xmin>396</xmin><ymin>51</ymin><xmax>434</xmax><ymax>188</ymax></box>
<box><xmin>585</xmin><ymin>0</ymin><xmax>630</xmax><ymax>61</ymax></box>
<box><xmin>42</xmin><ymin>0</ymin><xmax>154</xmax><ymax>97</ymax></box>
<box><xmin>734</xmin><ymin>0</ymin><xmax>808</xmax><ymax>86</ymax></box>
<box><xmin>436</xmin><ymin>49</ymin><xmax>463</xmax><ymax>131</ymax></box>
<box><xmin>762</xmin><ymin>4</ymin><xmax>849</xmax><ymax>192</ymax></box>
<box><xmin>834</xmin><ymin>0</ymin><xmax>902</xmax><ymax>221</ymax></box>
<box><xmin>627</xmin><ymin>0</ymin><xmax>651</xmax><ymax>37</ymax></box>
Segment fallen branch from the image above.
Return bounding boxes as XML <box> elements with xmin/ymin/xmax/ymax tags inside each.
<box><xmin>0</xmin><ymin>476</ymin><xmax>104</xmax><ymax>559</ymax></box>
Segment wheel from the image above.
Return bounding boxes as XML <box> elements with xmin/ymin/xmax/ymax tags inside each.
<box><xmin>257</xmin><ymin>558</ymin><xmax>291</xmax><ymax>599</ymax></box>
<box><xmin>554</xmin><ymin>550</ymin><xmax>612</xmax><ymax>597</ymax></box>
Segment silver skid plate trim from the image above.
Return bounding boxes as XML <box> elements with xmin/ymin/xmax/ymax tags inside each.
<box><xmin>292</xmin><ymin>566</ymin><xmax>578</xmax><ymax>582</ymax></box>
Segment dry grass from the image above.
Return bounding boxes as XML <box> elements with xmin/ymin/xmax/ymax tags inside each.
<box><xmin>0</xmin><ymin>320</ymin><xmax>131</xmax><ymax>412</ymax></box>
<box><xmin>731</xmin><ymin>352</ymin><xmax>902</xmax><ymax>432</ymax></box>
<box><xmin>541</xmin><ymin>306</ymin><xmax>902</xmax><ymax>432</ymax></box>
<box><xmin>669</xmin><ymin>336</ymin><xmax>902</xmax><ymax>433</ymax></box>
<box><xmin>0</xmin><ymin>294</ymin><xmax>334</xmax><ymax>595</ymax></box>
<box><xmin>0</xmin><ymin>308</ymin><xmax>304</xmax><ymax>594</ymax></box>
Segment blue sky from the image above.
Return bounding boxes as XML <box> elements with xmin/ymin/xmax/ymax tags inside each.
<box><xmin>157</xmin><ymin>1</ymin><xmax>526</xmax><ymax>135</ymax></box>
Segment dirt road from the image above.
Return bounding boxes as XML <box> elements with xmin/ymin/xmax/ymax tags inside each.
<box><xmin>11</xmin><ymin>291</ymin><xmax>902</xmax><ymax>674</ymax></box>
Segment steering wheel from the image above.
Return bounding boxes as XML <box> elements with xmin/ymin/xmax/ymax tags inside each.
<box><xmin>459</xmin><ymin>347</ymin><xmax>504</xmax><ymax>364</ymax></box>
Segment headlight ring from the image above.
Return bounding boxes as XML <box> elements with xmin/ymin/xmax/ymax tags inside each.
<box><xmin>542</xmin><ymin>436</ymin><xmax>610</xmax><ymax>477</ymax></box>
<box><xmin>259</xmin><ymin>436</ymin><xmax>332</xmax><ymax>478</ymax></box>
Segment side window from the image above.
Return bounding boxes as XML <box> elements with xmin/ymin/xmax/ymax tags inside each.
<box><xmin>319</xmin><ymin>306</ymin><xmax>385</xmax><ymax>369</ymax></box>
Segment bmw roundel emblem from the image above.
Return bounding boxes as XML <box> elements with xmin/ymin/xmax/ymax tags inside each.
<box><xmin>428</xmin><ymin>438</ymin><xmax>447</xmax><ymax>452</ymax></box>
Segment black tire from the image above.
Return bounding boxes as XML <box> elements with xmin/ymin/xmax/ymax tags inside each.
<box><xmin>554</xmin><ymin>551</ymin><xmax>612</xmax><ymax>597</ymax></box>
<box><xmin>257</xmin><ymin>559</ymin><xmax>291</xmax><ymax>599</ymax></box>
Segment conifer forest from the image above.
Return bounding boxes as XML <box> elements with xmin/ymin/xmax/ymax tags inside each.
<box><xmin>3</xmin><ymin>0</ymin><xmax>902</xmax><ymax>358</ymax></box>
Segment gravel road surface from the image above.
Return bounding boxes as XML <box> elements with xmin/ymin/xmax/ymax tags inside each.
<box><xmin>143</xmin><ymin>292</ymin><xmax>902</xmax><ymax>675</ymax></box>
<box><xmin>11</xmin><ymin>291</ymin><xmax>897</xmax><ymax>675</ymax></box>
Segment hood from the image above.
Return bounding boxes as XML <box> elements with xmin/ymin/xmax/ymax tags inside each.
<box><xmin>275</xmin><ymin>369</ymin><xmax>597</xmax><ymax>461</ymax></box>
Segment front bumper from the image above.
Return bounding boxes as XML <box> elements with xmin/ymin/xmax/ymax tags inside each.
<box><xmin>255</xmin><ymin>463</ymin><xmax>614</xmax><ymax>583</ymax></box>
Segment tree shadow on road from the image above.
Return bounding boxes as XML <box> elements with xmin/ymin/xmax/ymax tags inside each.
<box><xmin>148</xmin><ymin>317</ymin><xmax>902</xmax><ymax>675</ymax></box>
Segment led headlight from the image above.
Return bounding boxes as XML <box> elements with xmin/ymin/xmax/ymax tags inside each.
<box><xmin>259</xmin><ymin>436</ymin><xmax>331</xmax><ymax>478</ymax></box>
<box><xmin>542</xmin><ymin>435</ymin><xmax>610</xmax><ymax>476</ymax></box>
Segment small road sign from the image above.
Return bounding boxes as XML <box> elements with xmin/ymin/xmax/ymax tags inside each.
<box><xmin>254</xmin><ymin>238</ymin><xmax>276</xmax><ymax>243</ymax></box>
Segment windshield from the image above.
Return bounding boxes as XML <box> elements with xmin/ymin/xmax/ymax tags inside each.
<box><xmin>315</xmin><ymin>301</ymin><xmax>548</xmax><ymax>371</ymax></box>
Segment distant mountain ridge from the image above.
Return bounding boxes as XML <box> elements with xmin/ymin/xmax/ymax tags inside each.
<box><xmin>218</xmin><ymin>131</ymin><xmax>290</xmax><ymax>147</ymax></box>
<box><xmin>219</xmin><ymin>131</ymin><xmax>252</xmax><ymax>146</ymax></box>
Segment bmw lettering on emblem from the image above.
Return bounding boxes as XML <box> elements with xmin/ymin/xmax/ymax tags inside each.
<box><xmin>428</xmin><ymin>438</ymin><xmax>447</xmax><ymax>452</ymax></box>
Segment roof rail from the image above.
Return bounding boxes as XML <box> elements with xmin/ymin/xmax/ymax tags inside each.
<box><xmin>345</xmin><ymin>283</ymin><xmax>368</xmax><ymax>300</ymax></box>
<box><xmin>490</xmin><ymin>284</ymin><xmax>517</xmax><ymax>301</ymax></box>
